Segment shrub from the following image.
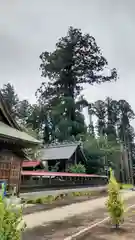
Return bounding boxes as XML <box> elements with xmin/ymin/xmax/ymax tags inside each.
<box><xmin>35</xmin><ymin>198</ymin><xmax>44</xmax><ymax>204</ymax></box>
<box><xmin>85</xmin><ymin>191</ymin><xmax>91</xmax><ymax>196</ymax></box>
<box><xmin>71</xmin><ymin>191</ymin><xmax>80</xmax><ymax>197</ymax></box>
<box><xmin>68</xmin><ymin>163</ymin><xmax>86</xmax><ymax>173</ymax></box>
<box><xmin>54</xmin><ymin>195</ymin><xmax>61</xmax><ymax>201</ymax></box>
<box><xmin>0</xmin><ymin>194</ymin><xmax>25</xmax><ymax>239</ymax></box>
<box><xmin>106</xmin><ymin>168</ymin><xmax>124</xmax><ymax>228</ymax></box>
<box><xmin>59</xmin><ymin>193</ymin><xmax>65</xmax><ymax>199</ymax></box>
<box><xmin>46</xmin><ymin>195</ymin><xmax>54</xmax><ymax>203</ymax></box>
<box><xmin>26</xmin><ymin>199</ymin><xmax>34</xmax><ymax>204</ymax></box>
<box><xmin>25</xmin><ymin>189</ymin><xmax>107</xmax><ymax>205</ymax></box>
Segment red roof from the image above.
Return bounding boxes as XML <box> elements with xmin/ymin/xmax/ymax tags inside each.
<box><xmin>22</xmin><ymin>161</ymin><xmax>41</xmax><ymax>168</ymax></box>
<box><xmin>21</xmin><ymin>170</ymin><xmax>107</xmax><ymax>178</ymax></box>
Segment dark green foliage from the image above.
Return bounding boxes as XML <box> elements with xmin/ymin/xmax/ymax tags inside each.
<box><xmin>38</xmin><ymin>26</ymin><xmax>117</xmax><ymax>142</ymax></box>
<box><xmin>83</xmin><ymin>136</ymin><xmax>121</xmax><ymax>175</ymax></box>
<box><xmin>93</xmin><ymin>100</ymin><xmax>106</xmax><ymax>136</ymax></box>
<box><xmin>1</xmin><ymin>83</ymin><xmax>19</xmax><ymax>118</ymax></box>
<box><xmin>68</xmin><ymin>163</ymin><xmax>86</xmax><ymax>173</ymax></box>
<box><xmin>83</xmin><ymin>136</ymin><xmax>105</xmax><ymax>174</ymax></box>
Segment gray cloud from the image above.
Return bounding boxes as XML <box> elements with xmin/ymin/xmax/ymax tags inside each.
<box><xmin>0</xmin><ymin>0</ymin><xmax>135</xmax><ymax>126</ymax></box>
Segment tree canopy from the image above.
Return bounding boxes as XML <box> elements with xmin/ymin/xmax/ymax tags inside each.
<box><xmin>0</xmin><ymin>26</ymin><xmax>134</xmax><ymax>181</ymax></box>
<box><xmin>37</xmin><ymin>26</ymin><xmax>117</xmax><ymax>142</ymax></box>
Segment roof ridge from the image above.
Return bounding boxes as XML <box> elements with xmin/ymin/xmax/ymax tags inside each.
<box><xmin>44</xmin><ymin>143</ymin><xmax>78</xmax><ymax>149</ymax></box>
<box><xmin>0</xmin><ymin>120</ymin><xmax>40</xmax><ymax>143</ymax></box>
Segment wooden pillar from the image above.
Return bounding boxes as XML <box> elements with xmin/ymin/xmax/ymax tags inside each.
<box><xmin>75</xmin><ymin>151</ymin><xmax>77</xmax><ymax>164</ymax></box>
<box><xmin>17</xmin><ymin>160</ymin><xmax>22</xmax><ymax>196</ymax></box>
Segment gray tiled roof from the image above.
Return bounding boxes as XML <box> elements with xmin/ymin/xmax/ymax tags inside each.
<box><xmin>0</xmin><ymin>121</ymin><xmax>40</xmax><ymax>144</ymax></box>
<box><xmin>40</xmin><ymin>144</ymin><xmax>79</xmax><ymax>160</ymax></box>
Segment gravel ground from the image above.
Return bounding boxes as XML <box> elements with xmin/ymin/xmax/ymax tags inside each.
<box><xmin>22</xmin><ymin>207</ymin><xmax>108</xmax><ymax>240</ymax></box>
<box><xmin>22</xmin><ymin>192</ymin><xmax>135</xmax><ymax>240</ymax></box>
<box><xmin>23</xmin><ymin>191</ymin><xmax>107</xmax><ymax>215</ymax></box>
<box><xmin>83</xmin><ymin>205</ymin><xmax>135</xmax><ymax>240</ymax></box>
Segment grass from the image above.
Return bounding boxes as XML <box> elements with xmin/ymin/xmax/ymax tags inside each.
<box><xmin>120</xmin><ymin>184</ymin><xmax>134</xmax><ymax>189</ymax></box>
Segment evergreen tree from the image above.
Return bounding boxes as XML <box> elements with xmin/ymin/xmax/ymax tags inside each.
<box><xmin>105</xmin><ymin>97</ymin><xmax>119</xmax><ymax>142</ymax></box>
<box><xmin>93</xmin><ymin>100</ymin><xmax>106</xmax><ymax>136</ymax></box>
<box><xmin>38</xmin><ymin>26</ymin><xmax>117</xmax><ymax>141</ymax></box>
<box><xmin>1</xmin><ymin>83</ymin><xmax>19</xmax><ymax>118</ymax></box>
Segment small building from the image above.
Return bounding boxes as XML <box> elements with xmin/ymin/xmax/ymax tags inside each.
<box><xmin>0</xmin><ymin>92</ymin><xmax>40</xmax><ymax>194</ymax></box>
<box><xmin>39</xmin><ymin>143</ymin><xmax>87</xmax><ymax>172</ymax></box>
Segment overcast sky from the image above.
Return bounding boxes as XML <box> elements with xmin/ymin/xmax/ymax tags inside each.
<box><xmin>1</xmin><ymin>0</ymin><xmax>135</xmax><ymax>122</ymax></box>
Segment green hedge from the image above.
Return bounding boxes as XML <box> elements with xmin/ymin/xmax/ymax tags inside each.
<box><xmin>119</xmin><ymin>183</ymin><xmax>133</xmax><ymax>190</ymax></box>
<box><xmin>24</xmin><ymin>189</ymin><xmax>106</xmax><ymax>205</ymax></box>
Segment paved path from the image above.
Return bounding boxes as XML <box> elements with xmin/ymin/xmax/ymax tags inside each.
<box><xmin>21</xmin><ymin>186</ymin><xmax>106</xmax><ymax>199</ymax></box>
<box><xmin>24</xmin><ymin>190</ymin><xmax>135</xmax><ymax>229</ymax></box>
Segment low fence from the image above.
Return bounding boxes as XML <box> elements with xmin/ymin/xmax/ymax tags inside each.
<box><xmin>21</xmin><ymin>171</ymin><xmax>108</xmax><ymax>192</ymax></box>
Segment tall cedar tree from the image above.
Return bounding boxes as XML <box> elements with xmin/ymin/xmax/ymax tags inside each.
<box><xmin>1</xmin><ymin>83</ymin><xmax>19</xmax><ymax>118</ymax></box>
<box><xmin>38</xmin><ymin>27</ymin><xmax>117</xmax><ymax>140</ymax></box>
<box><xmin>93</xmin><ymin>100</ymin><xmax>106</xmax><ymax>136</ymax></box>
<box><xmin>105</xmin><ymin>97</ymin><xmax>119</xmax><ymax>142</ymax></box>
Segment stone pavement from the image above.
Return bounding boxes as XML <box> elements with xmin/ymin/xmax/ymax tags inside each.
<box><xmin>23</xmin><ymin>190</ymin><xmax>135</xmax><ymax>229</ymax></box>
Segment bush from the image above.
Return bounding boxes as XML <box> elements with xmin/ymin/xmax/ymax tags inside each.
<box><xmin>84</xmin><ymin>191</ymin><xmax>91</xmax><ymax>196</ymax></box>
<box><xmin>46</xmin><ymin>195</ymin><xmax>54</xmax><ymax>203</ymax></box>
<box><xmin>72</xmin><ymin>191</ymin><xmax>81</xmax><ymax>197</ymax></box>
<box><xmin>35</xmin><ymin>198</ymin><xmax>44</xmax><ymax>204</ymax></box>
<box><xmin>25</xmin><ymin>189</ymin><xmax>106</xmax><ymax>205</ymax></box>
<box><xmin>26</xmin><ymin>199</ymin><xmax>34</xmax><ymax>204</ymax></box>
<box><xmin>59</xmin><ymin>193</ymin><xmax>65</xmax><ymax>199</ymax></box>
<box><xmin>0</xmin><ymin>194</ymin><xmax>25</xmax><ymax>239</ymax></box>
<box><xmin>68</xmin><ymin>163</ymin><xmax>86</xmax><ymax>173</ymax></box>
<box><xmin>106</xmin><ymin>169</ymin><xmax>124</xmax><ymax>228</ymax></box>
<box><xmin>54</xmin><ymin>195</ymin><xmax>61</xmax><ymax>201</ymax></box>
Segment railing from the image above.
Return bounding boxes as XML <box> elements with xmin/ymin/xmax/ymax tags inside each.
<box><xmin>21</xmin><ymin>171</ymin><xmax>108</xmax><ymax>191</ymax></box>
